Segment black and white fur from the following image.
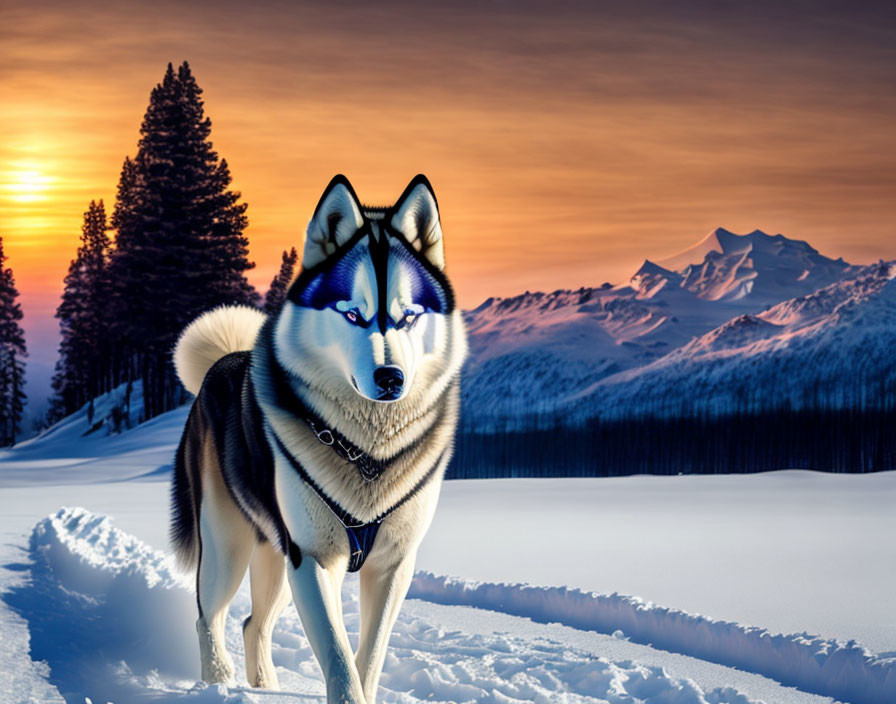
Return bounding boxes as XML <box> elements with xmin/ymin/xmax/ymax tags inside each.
<box><xmin>170</xmin><ymin>175</ymin><xmax>467</xmax><ymax>703</ymax></box>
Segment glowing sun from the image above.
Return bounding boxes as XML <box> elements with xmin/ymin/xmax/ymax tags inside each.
<box><xmin>3</xmin><ymin>165</ymin><xmax>53</xmax><ymax>203</ymax></box>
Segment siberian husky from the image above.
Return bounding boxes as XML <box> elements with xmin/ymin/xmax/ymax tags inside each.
<box><xmin>169</xmin><ymin>175</ymin><xmax>467</xmax><ymax>703</ymax></box>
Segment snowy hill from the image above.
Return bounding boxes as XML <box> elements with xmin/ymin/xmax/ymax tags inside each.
<box><xmin>463</xmin><ymin>288</ymin><xmax>675</xmax><ymax>419</ymax></box>
<box><xmin>461</xmin><ymin>228</ymin><xmax>873</xmax><ymax>425</ymax></box>
<box><xmin>568</xmin><ymin>260</ymin><xmax>896</xmax><ymax>420</ymax></box>
<box><xmin>12</xmin><ymin>381</ymin><xmax>144</xmax><ymax>455</ymax></box>
<box><xmin>2</xmin><ymin>406</ymin><xmax>895</xmax><ymax>703</ymax></box>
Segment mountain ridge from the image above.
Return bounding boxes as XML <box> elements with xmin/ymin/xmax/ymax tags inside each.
<box><xmin>462</xmin><ymin>228</ymin><xmax>886</xmax><ymax>426</ymax></box>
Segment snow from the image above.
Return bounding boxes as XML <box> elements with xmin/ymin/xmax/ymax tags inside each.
<box><xmin>461</xmin><ymin>228</ymin><xmax>867</xmax><ymax>424</ymax></box>
<box><xmin>6</xmin><ymin>505</ymin><xmax>769</xmax><ymax>704</ymax></box>
<box><xmin>565</xmin><ymin>260</ymin><xmax>896</xmax><ymax>419</ymax></box>
<box><xmin>1</xmin><ymin>405</ymin><xmax>895</xmax><ymax>703</ymax></box>
<box><xmin>409</xmin><ymin>573</ymin><xmax>895</xmax><ymax>704</ymax></box>
<box><xmin>16</xmin><ymin>380</ymin><xmax>146</xmax><ymax>454</ymax></box>
<box><xmin>0</xmin><ymin>385</ymin><xmax>187</xmax><ymax>486</ymax></box>
<box><xmin>462</xmin><ymin>286</ymin><xmax>741</xmax><ymax>421</ymax></box>
<box><xmin>462</xmin><ymin>253</ymin><xmax>896</xmax><ymax>425</ymax></box>
<box><xmin>419</xmin><ymin>473</ymin><xmax>896</xmax><ymax>655</ymax></box>
<box><xmin>656</xmin><ymin>228</ymin><xmax>848</xmax><ymax>303</ymax></box>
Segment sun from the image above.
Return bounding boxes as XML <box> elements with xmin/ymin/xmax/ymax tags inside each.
<box><xmin>2</xmin><ymin>164</ymin><xmax>53</xmax><ymax>203</ymax></box>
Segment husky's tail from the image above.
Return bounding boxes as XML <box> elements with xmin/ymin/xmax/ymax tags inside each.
<box><xmin>173</xmin><ymin>305</ymin><xmax>267</xmax><ymax>396</ymax></box>
<box><xmin>170</xmin><ymin>305</ymin><xmax>266</xmax><ymax>571</ymax></box>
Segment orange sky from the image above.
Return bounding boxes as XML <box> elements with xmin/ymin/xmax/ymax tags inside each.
<box><xmin>2</xmin><ymin>0</ymin><xmax>895</xmax><ymax>406</ymax></box>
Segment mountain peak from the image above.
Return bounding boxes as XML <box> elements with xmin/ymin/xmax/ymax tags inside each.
<box><xmin>657</xmin><ymin>228</ymin><xmax>739</xmax><ymax>271</ymax></box>
<box><xmin>634</xmin><ymin>259</ymin><xmax>674</xmax><ymax>277</ymax></box>
<box><xmin>648</xmin><ymin>227</ymin><xmax>850</xmax><ymax>303</ymax></box>
<box><xmin>705</xmin><ymin>227</ymin><xmax>780</xmax><ymax>255</ymax></box>
<box><xmin>628</xmin><ymin>259</ymin><xmax>682</xmax><ymax>300</ymax></box>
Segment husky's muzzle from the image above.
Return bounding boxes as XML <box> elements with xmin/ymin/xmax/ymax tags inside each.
<box><xmin>373</xmin><ymin>365</ymin><xmax>404</xmax><ymax>401</ymax></box>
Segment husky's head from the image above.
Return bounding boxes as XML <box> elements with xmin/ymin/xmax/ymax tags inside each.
<box><xmin>275</xmin><ymin>175</ymin><xmax>464</xmax><ymax>409</ymax></box>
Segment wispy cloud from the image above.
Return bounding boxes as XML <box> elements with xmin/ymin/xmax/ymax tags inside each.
<box><xmin>1</xmin><ymin>0</ymin><xmax>894</xmax><ymax>357</ymax></box>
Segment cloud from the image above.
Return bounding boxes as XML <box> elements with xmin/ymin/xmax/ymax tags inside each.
<box><xmin>1</xmin><ymin>0</ymin><xmax>894</xmax><ymax>382</ymax></box>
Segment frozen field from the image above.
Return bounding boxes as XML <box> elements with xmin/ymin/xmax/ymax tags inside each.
<box><xmin>1</xmin><ymin>403</ymin><xmax>894</xmax><ymax>703</ymax></box>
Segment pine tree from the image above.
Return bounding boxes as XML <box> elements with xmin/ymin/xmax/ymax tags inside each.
<box><xmin>109</xmin><ymin>61</ymin><xmax>259</xmax><ymax>420</ymax></box>
<box><xmin>263</xmin><ymin>247</ymin><xmax>298</xmax><ymax>314</ymax></box>
<box><xmin>0</xmin><ymin>236</ymin><xmax>27</xmax><ymax>446</ymax></box>
<box><xmin>50</xmin><ymin>200</ymin><xmax>112</xmax><ymax>419</ymax></box>
<box><xmin>111</xmin><ymin>157</ymin><xmax>139</xmax><ymax>252</ymax></box>
<box><xmin>107</xmin><ymin>156</ymin><xmax>141</xmax><ymax>388</ymax></box>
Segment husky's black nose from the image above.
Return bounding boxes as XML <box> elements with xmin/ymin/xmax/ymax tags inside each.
<box><xmin>373</xmin><ymin>366</ymin><xmax>404</xmax><ymax>400</ymax></box>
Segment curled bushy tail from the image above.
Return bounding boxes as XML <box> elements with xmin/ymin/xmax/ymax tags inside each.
<box><xmin>173</xmin><ymin>305</ymin><xmax>266</xmax><ymax>396</ymax></box>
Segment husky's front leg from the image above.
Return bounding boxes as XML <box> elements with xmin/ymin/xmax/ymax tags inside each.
<box><xmin>355</xmin><ymin>556</ymin><xmax>416</xmax><ymax>704</ymax></box>
<box><xmin>288</xmin><ymin>556</ymin><xmax>366</xmax><ymax>704</ymax></box>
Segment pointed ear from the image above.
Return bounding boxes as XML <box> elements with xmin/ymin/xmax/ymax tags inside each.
<box><xmin>303</xmin><ymin>175</ymin><xmax>365</xmax><ymax>269</ymax></box>
<box><xmin>390</xmin><ymin>175</ymin><xmax>445</xmax><ymax>270</ymax></box>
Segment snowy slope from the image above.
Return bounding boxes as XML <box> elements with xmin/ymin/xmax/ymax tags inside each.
<box><xmin>8</xmin><ymin>506</ymin><xmax>772</xmax><ymax>704</ymax></box>
<box><xmin>11</xmin><ymin>505</ymin><xmax>895</xmax><ymax>704</ymax></box>
<box><xmin>568</xmin><ymin>260</ymin><xmax>896</xmax><ymax>419</ymax></box>
<box><xmin>463</xmin><ymin>288</ymin><xmax>675</xmax><ymax>419</ymax></box>
<box><xmin>15</xmin><ymin>380</ymin><xmax>146</xmax><ymax>453</ymax></box>
<box><xmin>462</xmin><ymin>228</ymin><xmax>870</xmax><ymax>424</ymax></box>
<box><xmin>0</xmin><ymin>380</ymin><xmax>188</xmax><ymax>487</ymax></box>
<box><xmin>2</xmin><ymin>403</ymin><xmax>896</xmax><ymax>703</ymax></box>
<box><xmin>462</xmin><ymin>284</ymin><xmax>744</xmax><ymax>420</ymax></box>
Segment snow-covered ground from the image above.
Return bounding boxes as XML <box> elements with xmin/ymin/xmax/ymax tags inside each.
<box><xmin>1</xmin><ymin>402</ymin><xmax>894</xmax><ymax>703</ymax></box>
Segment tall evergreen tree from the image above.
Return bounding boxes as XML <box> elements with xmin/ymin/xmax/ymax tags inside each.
<box><xmin>263</xmin><ymin>247</ymin><xmax>298</xmax><ymax>314</ymax></box>
<box><xmin>109</xmin><ymin>61</ymin><xmax>259</xmax><ymax>419</ymax></box>
<box><xmin>0</xmin><ymin>236</ymin><xmax>27</xmax><ymax>446</ymax></box>
<box><xmin>111</xmin><ymin>157</ymin><xmax>139</xmax><ymax>252</ymax></box>
<box><xmin>107</xmin><ymin>156</ymin><xmax>141</xmax><ymax>388</ymax></box>
<box><xmin>50</xmin><ymin>200</ymin><xmax>112</xmax><ymax>419</ymax></box>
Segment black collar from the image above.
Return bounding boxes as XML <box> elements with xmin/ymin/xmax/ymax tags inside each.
<box><xmin>267</xmin><ymin>345</ymin><xmax>386</xmax><ymax>482</ymax></box>
<box><xmin>303</xmin><ymin>410</ymin><xmax>386</xmax><ymax>482</ymax></box>
<box><xmin>271</xmin><ymin>424</ymin><xmax>441</xmax><ymax>530</ymax></box>
<box><xmin>257</xmin><ymin>330</ymin><xmax>445</xmax><ymax>531</ymax></box>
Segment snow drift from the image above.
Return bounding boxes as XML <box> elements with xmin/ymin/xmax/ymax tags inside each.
<box><xmin>10</xmin><ymin>507</ymin><xmax>768</xmax><ymax>704</ymax></box>
<box><xmin>409</xmin><ymin>572</ymin><xmax>896</xmax><ymax>704</ymax></box>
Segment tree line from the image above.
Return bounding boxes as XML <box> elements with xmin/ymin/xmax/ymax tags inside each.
<box><xmin>49</xmin><ymin>62</ymin><xmax>297</xmax><ymax>426</ymax></box>
<box><xmin>449</xmin><ymin>401</ymin><xmax>896</xmax><ymax>478</ymax></box>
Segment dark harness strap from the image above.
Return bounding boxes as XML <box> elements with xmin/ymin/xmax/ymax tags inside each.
<box><xmin>268</xmin><ymin>347</ymin><xmax>387</xmax><ymax>481</ymax></box>
<box><xmin>261</xmin><ymin>340</ymin><xmax>442</xmax><ymax>571</ymax></box>
<box><xmin>302</xmin><ymin>412</ymin><xmax>386</xmax><ymax>482</ymax></box>
<box><xmin>271</xmin><ymin>431</ymin><xmax>440</xmax><ymax>572</ymax></box>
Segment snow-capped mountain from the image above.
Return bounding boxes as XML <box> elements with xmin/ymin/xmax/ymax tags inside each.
<box><xmin>566</xmin><ymin>260</ymin><xmax>896</xmax><ymax>420</ymax></box>
<box><xmin>462</xmin><ymin>228</ymin><xmax>879</xmax><ymax>425</ymax></box>
<box><xmin>626</xmin><ymin>259</ymin><xmax>683</xmax><ymax>299</ymax></box>
<box><xmin>463</xmin><ymin>288</ymin><xmax>662</xmax><ymax>419</ymax></box>
<box><xmin>654</xmin><ymin>227</ymin><xmax>850</xmax><ymax>303</ymax></box>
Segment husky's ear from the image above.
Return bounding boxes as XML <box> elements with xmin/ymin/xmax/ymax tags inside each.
<box><xmin>303</xmin><ymin>175</ymin><xmax>365</xmax><ymax>269</ymax></box>
<box><xmin>390</xmin><ymin>175</ymin><xmax>445</xmax><ymax>270</ymax></box>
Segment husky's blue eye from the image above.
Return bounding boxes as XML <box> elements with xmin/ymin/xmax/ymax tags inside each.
<box><xmin>396</xmin><ymin>310</ymin><xmax>419</xmax><ymax>330</ymax></box>
<box><xmin>344</xmin><ymin>309</ymin><xmax>361</xmax><ymax>325</ymax></box>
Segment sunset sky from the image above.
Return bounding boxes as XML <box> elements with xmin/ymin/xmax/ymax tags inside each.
<box><xmin>2</xmin><ymin>0</ymin><xmax>895</xmax><ymax>409</ymax></box>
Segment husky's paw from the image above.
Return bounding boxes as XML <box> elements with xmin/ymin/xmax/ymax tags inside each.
<box><xmin>243</xmin><ymin>615</ymin><xmax>280</xmax><ymax>689</ymax></box>
<box><xmin>201</xmin><ymin>654</ymin><xmax>235</xmax><ymax>685</ymax></box>
<box><xmin>196</xmin><ymin>619</ymin><xmax>235</xmax><ymax>684</ymax></box>
<box><xmin>327</xmin><ymin>680</ymin><xmax>367</xmax><ymax>704</ymax></box>
<box><xmin>248</xmin><ymin>670</ymin><xmax>280</xmax><ymax>690</ymax></box>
